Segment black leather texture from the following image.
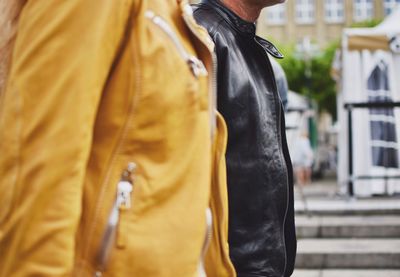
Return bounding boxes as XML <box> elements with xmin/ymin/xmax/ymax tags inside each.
<box><xmin>193</xmin><ymin>1</ymin><xmax>296</xmax><ymax>276</ymax></box>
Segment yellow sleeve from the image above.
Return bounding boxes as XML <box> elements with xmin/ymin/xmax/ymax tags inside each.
<box><xmin>0</xmin><ymin>0</ymin><xmax>132</xmax><ymax>275</ymax></box>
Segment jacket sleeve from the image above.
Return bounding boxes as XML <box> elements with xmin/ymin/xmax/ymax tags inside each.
<box><xmin>0</xmin><ymin>0</ymin><xmax>133</xmax><ymax>275</ymax></box>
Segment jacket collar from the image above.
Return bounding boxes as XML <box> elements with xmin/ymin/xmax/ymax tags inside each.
<box><xmin>202</xmin><ymin>0</ymin><xmax>256</xmax><ymax>36</ymax></box>
<box><xmin>201</xmin><ymin>0</ymin><xmax>284</xmax><ymax>58</ymax></box>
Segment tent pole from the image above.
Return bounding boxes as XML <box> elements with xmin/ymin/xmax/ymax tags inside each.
<box><xmin>348</xmin><ymin>106</ymin><xmax>354</xmax><ymax>196</ymax></box>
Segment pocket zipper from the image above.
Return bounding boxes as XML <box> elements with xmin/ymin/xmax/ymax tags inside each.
<box><xmin>198</xmin><ymin>208</ymin><xmax>213</xmax><ymax>277</ymax></box>
<box><xmin>95</xmin><ymin>162</ymin><xmax>137</xmax><ymax>277</ymax></box>
<box><xmin>144</xmin><ymin>10</ymin><xmax>208</xmax><ymax>78</ymax></box>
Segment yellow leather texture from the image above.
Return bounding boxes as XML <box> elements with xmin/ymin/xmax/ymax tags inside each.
<box><xmin>0</xmin><ymin>0</ymin><xmax>234</xmax><ymax>276</ymax></box>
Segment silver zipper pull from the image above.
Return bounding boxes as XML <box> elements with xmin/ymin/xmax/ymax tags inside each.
<box><xmin>122</xmin><ymin>162</ymin><xmax>137</xmax><ymax>180</ymax></box>
<box><xmin>145</xmin><ymin>10</ymin><xmax>208</xmax><ymax>79</ymax></box>
<box><xmin>117</xmin><ymin>181</ymin><xmax>133</xmax><ymax>209</ymax></box>
<box><xmin>188</xmin><ymin>56</ymin><xmax>208</xmax><ymax>78</ymax></box>
<box><xmin>198</xmin><ymin>208</ymin><xmax>213</xmax><ymax>277</ymax></box>
<box><xmin>95</xmin><ymin>162</ymin><xmax>137</xmax><ymax>275</ymax></box>
<box><xmin>117</xmin><ymin>162</ymin><xmax>136</xmax><ymax>209</ymax></box>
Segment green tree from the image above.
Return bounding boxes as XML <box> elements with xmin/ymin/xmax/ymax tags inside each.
<box><xmin>277</xmin><ymin>41</ymin><xmax>339</xmax><ymax>119</ymax></box>
<box><xmin>274</xmin><ymin>19</ymin><xmax>383</xmax><ymax>120</ymax></box>
<box><xmin>350</xmin><ymin>18</ymin><xmax>382</xmax><ymax>28</ymax></box>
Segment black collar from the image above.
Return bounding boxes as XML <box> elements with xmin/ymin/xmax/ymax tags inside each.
<box><xmin>200</xmin><ymin>0</ymin><xmax>284</xmax><ymax>58</ymax></box>
<box><xmin>203</xmin><ymin>0</ymin><xmax>257</xmax><ymax>36</ymax></box>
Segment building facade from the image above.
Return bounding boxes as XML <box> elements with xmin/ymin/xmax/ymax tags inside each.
<box><xmin>258</xmin><ymin>0</ymin><xmax>400</xmax><ymax>47</ymax></box>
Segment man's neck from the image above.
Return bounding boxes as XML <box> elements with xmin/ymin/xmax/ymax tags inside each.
<box><xmin>220</xmin><ymin>0</ymin><xmax>262</xmax><ymax>22</ymax></box>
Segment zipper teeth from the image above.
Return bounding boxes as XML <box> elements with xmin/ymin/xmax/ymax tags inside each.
<box><xmin>82</xmin><ymin>88</ymin><xmax>137</xmax><ymax>276</ymax></box>
<box><xmin>181</xmin><ymin>5</ymin><xmax>217</xmax><ymax>270</ymax></box>
<box><xmin>145</xmin><ymin>10</ymin><xmax>208</xmax><ymax>79</ymax></box>
<box><xmin>181</xmin><ymin>6</ymin><xmax>217</xmax><ymax>274</ymax></box>
<box><xmin>145</xmin><ymin>11</ymin><xmax>191</xmax><ymax>61</ymax></box>
<box><xmin>279</xmin><ymin>102</ymin><xmax>290</xmax><ymax>277</ymax></box>
<box><xmin>271</xmin><ymin>61</ymin><xmax>289</xmax><ymax>277</ymax></box>
<box><xmin>202</xmin><ymin>208</ymin><xmax>213</xmax><ymax>255</ymax></box>
<box><xmin>87</xmin><ymin>10</ymin><xmax>211</xmax><ymax>276</ymax></box>
<box><xmin>95</xmin><ymin>202</ymin><xmax>120</xmax><ymax>273</ymax></box>
<box><xmin>210</xmin><ymin>52</ymin><xmax>218</xmax><ymax>138</ymax></box>
<box><xmin>255</xmin><ymin>39</ymin><xmax>289</xmax><ymax>275</ymax></box>
<box><xmin>96</xmin><ymin>176</ymin><xmax>134</xmax><ymax>274</ymax></box>
<box><xmin>198</xmin><ymin>208</ymin><xmax>213</xmax><ymax>277</ymax></box>
<box><xmin>181</xmin><ymin>8</ymin><xmax>217</xmax><ymax>137</ymax></box>
<box><xmin>79</xmin><ymin>26</ymin><xmax>142</xmax><ymax>277</ymax></box>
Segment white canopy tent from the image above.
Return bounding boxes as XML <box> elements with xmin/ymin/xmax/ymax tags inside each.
<box><xmin>337</xmin><ymin>8</ymin><xmax>400</xmax><ymax>197</ymax></box>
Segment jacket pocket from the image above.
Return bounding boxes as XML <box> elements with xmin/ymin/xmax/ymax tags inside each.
<box><xmin>144</xmin><ymin>10</ymin><xmax>208</xmax><ymax>79</ymax></box>
<box><xmin>95</xmin><ymin>162</ymin><xmax>137</xmax><ymax>275</ymax></box>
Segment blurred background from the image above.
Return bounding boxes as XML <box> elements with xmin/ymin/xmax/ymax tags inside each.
<box><xmin>261</xmin><ymin>1</ymin><xmax>400</xmax><ymax>276</ymax></box>
<box><xmin>192</xmin><ymin>0</ymin><xmax>400</xmax><ymax>276</ymax></box>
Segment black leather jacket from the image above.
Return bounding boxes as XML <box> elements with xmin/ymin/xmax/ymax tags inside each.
<box><xmin>193</xmin><ymin>1</ymin><xmax>296</xmax><ymax>276</ymax></box>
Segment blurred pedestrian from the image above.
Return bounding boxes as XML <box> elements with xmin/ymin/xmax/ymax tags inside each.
<box><xmin>0</xmin><ymin>0</ymin><xmax>235</xmax><ymax>276</ymax></box>
<box><xmin>292</xmin><ymin>133</ymin><xmax>314</xmax><ymax>187</ymax></box>
<box><xmin>193</xmin><ymin>1</ymin><xmax>297</xmax><ymax>276</ymax></box>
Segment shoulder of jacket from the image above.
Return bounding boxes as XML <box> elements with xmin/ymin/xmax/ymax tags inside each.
<box><xmin>192</xmin><ymin>3</ymin><xmax>226</xmax><ymax>39</ymax></box>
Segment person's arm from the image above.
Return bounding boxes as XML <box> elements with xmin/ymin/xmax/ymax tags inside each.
<box><xmin>0</xmin><ymin>0</ymin><xmax>132</xmax><ymax>275</ymax></box>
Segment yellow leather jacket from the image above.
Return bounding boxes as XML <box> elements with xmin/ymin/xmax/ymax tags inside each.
<box><xmin>0</xmin><ymin>0</ymin><xmax>235</xmax><ymax>276</ymax></box>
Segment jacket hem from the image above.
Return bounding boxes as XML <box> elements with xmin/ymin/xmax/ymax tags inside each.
<box><xmin>237</xmin><ymin>272</ymin><xmax>291</xmax><ymax>277</ymax></box>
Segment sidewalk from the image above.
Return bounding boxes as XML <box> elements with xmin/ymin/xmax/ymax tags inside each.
<box><xmin>294</xmin><ymin>176</ymin><xmax>400</xmax><ymax>215</ymax></box>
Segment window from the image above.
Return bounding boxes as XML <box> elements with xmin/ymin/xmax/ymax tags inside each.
<box><xmin>296</xmin><ymin>0</ymin><xmax>315</xmax><ymax>24</ymax></box>
<box><xmin>265</xmin><ymin>3</ymin><xmax>286</xmax><ymax>25</ymax></box>
<box><xmin>325</xmin><ymin>0</ymin><xmax>345</xmax><ymax>23</ymax></box>
<box><xmin>353</xmin><ymin>0</ymin><xmax>374</xmax><ymax>22</ymax></box>
<box><xmin>384</xmin><ymin>0</ymin><xmax>400</xmax><ymax>15</ymax></box>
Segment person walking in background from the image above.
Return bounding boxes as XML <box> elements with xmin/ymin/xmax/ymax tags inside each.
<box><xmin>193</xmin><ymin>1</ymin><xmax>297</xmax><ymax>276</ymax></box>
<box><xmin>292</xmin><ymin>132</ymin><xmax>314</xmax><ymax>187</ymax></box>
<box><xmin>0</xmin><ymin>0</ymin><xmax>235</xmax><ymax>276</ymax></box>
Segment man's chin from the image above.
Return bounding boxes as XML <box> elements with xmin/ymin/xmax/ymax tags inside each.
<box><xmin>267</xmin><ymin>0</ymin><xmax>286</xmax><ymax>6</ymax></box>
<box><xmin>252</xmin><ymin>0</ymin><xmax>286</xmax><ymax>8</ymax></box>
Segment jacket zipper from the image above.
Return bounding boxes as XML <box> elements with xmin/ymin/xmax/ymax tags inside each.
<box><xmin>180</xmin><ymin>7</ymin><xmax>218</xmax><ymax>276</ymax></box>
<box><xmin>198</xmin><ymin>208</ymin><xmax>213</xmax><ymax>277</ymax></box>
<box><xmin>83</xmin><ymin>8</ymin><xmax>215</xmax><ymax>276</ymax></box>
<box><xmin>254</xmin><ymin>39</ymin><xmax>290</xmax><ymax>276</ymax></box>
<box><xmin>180</xmin><ymin>3</ymin><xmax>218</xmax><ymax>138</ymax></box>
<box><xmin>145</xmin><ymin>10</ymin><xmax>208</xmax><ymax>79</ymax></box>
<box><xmin>94</xmin><ymin>162</ymin><xmax>137</xmax><ymax>277</ymax></box>
<box><xmin>78</xmin><ymin>3</ymin><xmax>141</xmax><ymax>275</ymax></box>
